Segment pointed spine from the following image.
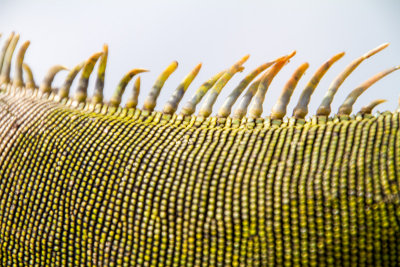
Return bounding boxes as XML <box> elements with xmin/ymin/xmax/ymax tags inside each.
<box><xmin>22</xmin><ymin>63</ymin><xmax>35</xmax><ymax>89</ymax></box>
<box><xmin>126</xmin><ymin>77</ymin><xmax>141</xmax><ymax>109</ymax></box>
<box><xmin>338</xmin><ymin>65</ymin><xmax>400</xmax><ymax>115</ymax></box>
<box><xmin>232</xmin><ymin>78</ymin><xmax>262</xmax><ymax>119</ymax></box>
<box><xmin>12</xmin><ymin>41</ymin><xmax>30</xmax><ymax>87</ymax></box>
<box><xmin>317</xmin><ymin>43</ymin><xmax>389</xmax><ymax>116</ymax></box>
<box><xmin>359</xmin><ymin>99</ymin><xmax>386</xmax><ymax>115</ymax></box>
<box><xmin>58</xmin><ymin>62</ymin><xmax>85</xmax><ymax>99</ymax></box>
<box><xmin>74</xmin><ymin>52</ymin><xmax>103</xmax><ymax>102</ymax></box>
<box><xmin>198</xmin><ymin>55</ymin><xmax>250</xmax><ymax>117</ymax></box>
<box><xmin>180</xmin><ymin>71</ymin><xmax>224</xmax><ymax>116</ymax></box>
<box><xmin>0</xmin><ymin>32</ymin><xmax>14</xmax><ymax>74</ymax></box>
<box><xmin>270</xmin><ymin>62</ymin><xmax>309</xmax><ymax>120</ymax></box>
<box><xmin>292</xmin><ymin>51</ymin><xmax>345</xmax><ymax>119</ymax></box>
<box><xmin>109</xmin><ymin>68</ymin><xmax>148</xmax><ymax>107</ymax></box>
<box><xmin>39</xmin><ymin>65</ymin><xmax>68</xmax><ymax>94</ymax></box>
<box><xmin>92</xmin><ymin>44</ymin><xmax>108</xmax><ymax>104</ymax></box>
<box><xmin>218</xmin><ymin>60</ymin><xmax>277</xmax><ymax>118</ymax></box>
<box><xmin>0</xmin><ymin>33</ymin><xmax>19</xmax><ymax>84</ymax></box>
<box><xmin>163</xmin><ymin>63</ymin><xmax>202</xmax><ymax>114</ymax></box>
<box><xmin>248</xmin><ymin>51</ymin><xmax>295</xmax><ymax>119</ymax></box>
<box><xmin>143</xmin><ymin>61</ymin><xmax>178</xmax><ymax>111</ymax></box>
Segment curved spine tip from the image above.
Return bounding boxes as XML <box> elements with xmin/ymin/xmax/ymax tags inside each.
<box><xmin>248</xmin><ymin>54</ymin><xmax>293</xmax><ymax>119</ymax></box>
<box><xmin>126</xmin><ymin>76</ymin><xmax>141</xmax><ymax>109</ymax></box>
<box><xmin>39</xmin><ymin>65</ymin><xmax>68</xmax><ymax>94</ymax></box>
<box><xmin>198</xmin><ymin>55</ymin><xmax>250</xmax><ymax>117</ymax></box>
<box><xmin>363</xmin><ymin>43</ymin><xmax>389</xmax><ymax>59</ymax></box>
<box><xmin>93</xmin><ymin>44</ymin><xmax>109</xmax><ymax>104</ymax></box>
<box><xmin>0</xmin><ymin>33</ymin><xmax>20</xmax><ymax>84</ymax></box>
<box><xmin>287</xmin><ymin>50</ymin><xmax>296</xmax><ymax>59</ymax></box>
<box><xmin>74</xmin><ymin>51</ymin><xmax>103</xmax><ymax>102</ymax></box>
<box><xmin>22</xmin><ymin>63</ymin><xmax>35</xmax><ymax>89</ymax></box>
<box><xmin>359</xmin><ymin>99</ymin><xmax>386</xmax><ymax>115</ymax></box>
<box><xmin>143</xmin><ymin>61</ymin><xmax>179</xmax><ymax>111</ymax></box>
<box><xmin>317</xmin><ymin>43</ymin><xmax>389</xmax><ymax>116</ymax></box>
<box><xmin>0</xmin><ymin>32</ymin><xmax>15</xmax><ymax>76</ymax></box>
<box><xmin>180</xmin><ymin>71</ymin><xmax>224</xmax><ymax>116</ymax></box>
<box><xmin>271</xmin><ymin>62</ymin><xmax>309</xmax><ymax>120</ymax></box>
<box><xmin>232</xmin><ymin>78</ymin><xmax>262</xmax><ymax>119</ymax></box>
<box><xmin>240</xmin><ymin>54</ymin><xmax>250</xmax><ymax>64</ymax></box>
<box><xmin>163</xmin><ymin>63</ymin><xmax>202</xmax><ymax>114</ymax></box>
<box><xmin>58</xmin><ymin>61</ymin><xmax>85</xmax><ymax>99</ymax></box>
<box><xmin>293</xmin><ymin>51</ymin><xmax>345</xmax><ymax>119</ymax></box>
<box><xmin>338</xmin><ymin>65</ymin><xmax>400</xmax><ymax>115</ymax></box>
<box><xmin>110</xmin><ymin>68</ymin><xmax>148</xmax><ymax>107</ymax></box>
<box><xmin>232</xmin><ymin>52</ymin><xmax>295</xmax><ymax>119</ymax></box>
<box><xmin>13</xmin><ymin>40</ymin><xmax>30</xmax><ymax>87</ymax></box>
<box><xmin>218</xmin><ymin>60</ymin><xmax>276</xmax><ymax>118</ymax></box>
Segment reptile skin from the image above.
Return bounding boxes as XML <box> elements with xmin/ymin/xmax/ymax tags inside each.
<box><xmin>0</xmin><ymin>33</ymin><xmax>399</xmax><ymax>266</ymax></box>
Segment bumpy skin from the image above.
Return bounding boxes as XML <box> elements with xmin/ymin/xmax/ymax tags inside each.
<box><xmin>0</xmin><ymin>33</ymin><xmax>400</xmax><ymax>266</ymax></box>
<box><xmin>1</xmin><ymin>85</ymin><xmax>400</xmax><ymax>266</ymax></box>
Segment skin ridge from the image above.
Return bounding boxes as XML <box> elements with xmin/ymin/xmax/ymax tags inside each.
<box><xmin>0</xmin><ymin>85</ymin><xmax>390</xmax><ymax>132</ymax></box>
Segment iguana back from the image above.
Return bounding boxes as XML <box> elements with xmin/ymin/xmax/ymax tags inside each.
<box><xmin>0</xmin><ymin>32</ymin><xmax>399</xmax><ymax>266</ymax></box>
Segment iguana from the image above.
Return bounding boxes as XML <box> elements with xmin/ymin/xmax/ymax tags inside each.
<box><xmin>0</xmin><ymin>32</ymin><xmax>399</xmax><ymax>266</ymax></box>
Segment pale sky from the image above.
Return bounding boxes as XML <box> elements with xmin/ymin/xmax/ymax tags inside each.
<box><xmin>1</xmin><ymin>0</ymin><xmax>399</xmax><ymax>117</ymax></box>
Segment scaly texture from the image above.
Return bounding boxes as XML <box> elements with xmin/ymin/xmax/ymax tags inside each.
<box><xmin>0</xmin><ymin>33</ymin><xmax>400</xmax><ymax>266</ymax></box>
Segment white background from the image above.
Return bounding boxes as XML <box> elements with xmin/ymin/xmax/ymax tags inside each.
<box><xmin>1</xmin><ymin>0</ymin><xmax>399</xmax><ymax>117</ymax></box>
